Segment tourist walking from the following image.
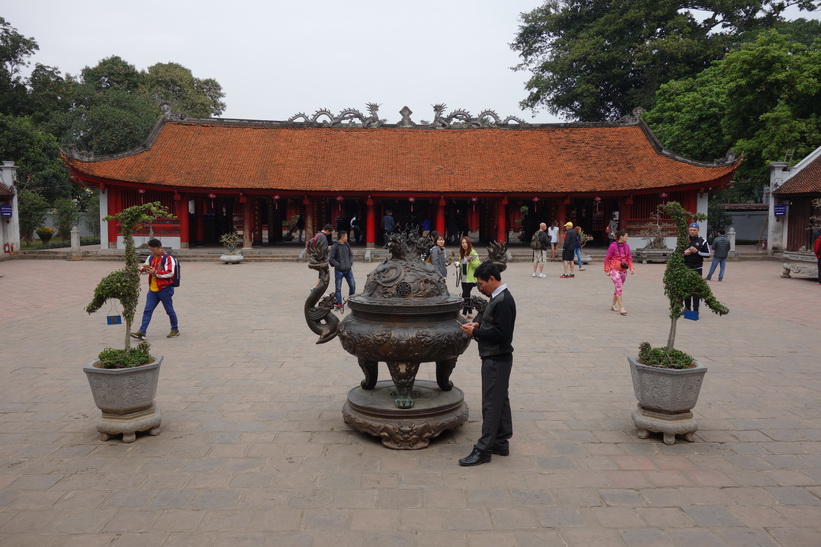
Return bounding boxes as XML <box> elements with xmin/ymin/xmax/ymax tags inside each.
<box><xmin>531</xmin><ymin>222</ymin><xmax>550</xmax><ymax>278</ymax></box>
<box><xmin>604</xmin><ymin>231</ymin><xmax>634</xmax><ymax>315</ymax></box>
<box><xmin>683</xmin><ymin>222</ymin><xmax>711</xmax><ymax>315</ymax></box>
<box><xmin>131</xmin><ymin>239</ymin><xmax>179</xmax><ymax>339</ymax></box>
<box><xmin>456</xmin><ymin>236</ymin><xmax>481</xmax><ymax>318</ymax></box>
<box><xmin>706</xmin><ymin>229</ymin><xmax>731</xmax><ymax>281</ymax></box>
<box><xmin>547</xmin><ymin>221</ymin><xmax>559</xmax><ymax>259</ymax></box>
<box><xmin>429</xmin><ymin>233</ymin><xmax>449</xmax><ymax>277</ymax></box>
<box><xmin>574</xmin><ymin>226</ymin><xmax>587</xmax><ymax>271</ymax></box>
<box><xmin>458</xmin><ymin>261</ymin><xmax>517</xmax><ymax>466</ymax></box>
<box><xmin>560</xmin><ymin>222</ymin><xmax>578</xmax><ymax>278</ymax></box>
<box><xmin>328</xmin><ymin>230</ymin><xmax>355</xmax><ymax>311</ymax></box>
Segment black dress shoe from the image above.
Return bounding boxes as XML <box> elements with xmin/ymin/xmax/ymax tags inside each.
<box><xmin>458</xmin><ymin>448</ymin><xmax>491</xmax><ymax>467</ymax></box>
<box><xmin>491</xmin><ymin>446</ymin><xmax>510</xmax><ymax>457</ymax></box>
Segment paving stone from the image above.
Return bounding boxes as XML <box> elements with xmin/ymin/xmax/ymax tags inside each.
<box><xmin>0</xmin><ymin>258</ymin><xmax>819</xmax><ymax>542</ymax></box>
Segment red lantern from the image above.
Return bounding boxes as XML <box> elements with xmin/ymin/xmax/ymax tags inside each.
<box><xmin>532</xmin><ymin>196</ymin><xmax>539</xmax><ymax>212</ymax></box>
<box><xmin>273</xmin><ymin>194</ymin><xmax>280</xmax><ymax>209</ymax></box>
<box><xmin>408</xmin><ymin>196</ymin><xmax>415</xmax><ymax>212</ymax></box>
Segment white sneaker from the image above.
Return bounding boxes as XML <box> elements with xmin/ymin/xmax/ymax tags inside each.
<box><xmin>538</xmin><ymin>273</ymin><xmax>546</xmax><ymax>278</ymax></box>
<box><xmin>532</xmin><ymin>273</ymin><xmax>537</xmax><ymax>277</ymax></box>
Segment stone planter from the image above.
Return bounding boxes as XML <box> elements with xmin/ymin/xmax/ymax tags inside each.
<box><xmin>628</xmin><ymin>355</ymin><xmax>707</xmax><ymax>445</ymax></box>
<box><xmin>220</xmin><ymin>253</ymin><xmax>243</xmax><ymax>264</ymax></box>
<box><xmin>83</xmin><ymin>355</ymin><xmax>163</xmax><ymax>442</ymax></box>
<box><xmin>781</xmin><ymin>252</ymin><xmax>818</xmax><ymax>279</ymax></box>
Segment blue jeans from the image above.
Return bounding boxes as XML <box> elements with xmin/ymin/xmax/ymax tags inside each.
<box><xmin>574</xmin><ymin>247</ymin><xmax>583</xmax><ymax>269</ymax></box>
<box><xmin>139</xmin><ymin>286</ymin><xmax>177</xmax><ymax>332</ymax></box>
<box><xmin>334</xmin><ymin>269</ymin><xmax>355</xmax><ymax>306</ymax></box>
<box><xmin>706</xmin><ymin>258</ymin><xmax>726</xmax><ymax>280</ymax></box>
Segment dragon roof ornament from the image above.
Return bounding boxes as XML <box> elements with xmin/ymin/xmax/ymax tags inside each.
<box><xmin>286</xmin><ymin>103</ymin><xmax>530</xmax><ymax>128</ymax></box>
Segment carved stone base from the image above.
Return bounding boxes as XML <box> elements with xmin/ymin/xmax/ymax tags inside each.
<box><xmin>632</xmin><ymin>404</ymin><xmax>697</xmax><ymax>446</ymax></box>
<box><xmin>96</xmin><ymin>403</ymin><xmax>162</xmax><ymax>443</ymax></box>
<box><xmin>634</xmin><ymin>248</ymin><xmax>674</xmax><ymax>264</ymax></box>
<box><xmin>342</xmin><ymin>380</ymin><xmax>468</xmax><ymax>449</ymax></box>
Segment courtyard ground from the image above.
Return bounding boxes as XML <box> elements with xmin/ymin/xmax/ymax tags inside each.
<box><xmin>0</xmin><ymin>257</ymin><xmax>819</xmax><ymax>546</ymax></box>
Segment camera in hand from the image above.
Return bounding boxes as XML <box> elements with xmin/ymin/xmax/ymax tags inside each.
<box><xmin>620</xmin><ymin>262</ymin><xmax>629</xmax><ymax>270</ymax></box>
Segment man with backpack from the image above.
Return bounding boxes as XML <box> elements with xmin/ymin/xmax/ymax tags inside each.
<box><xmin>530</xmin><ymin>223</ymin><xmax>550</xmax><ymax>278</ymax></box>
<box><xmin>131</xmin><ymin>238</ymin><xmax>179</xmax><ymax>339</ymax></box>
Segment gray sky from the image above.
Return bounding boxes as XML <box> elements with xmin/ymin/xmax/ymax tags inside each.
<box><xmin>5</xmin><ymin>1</ymin><xmax>819</xmax><ymax>125</ymax></box>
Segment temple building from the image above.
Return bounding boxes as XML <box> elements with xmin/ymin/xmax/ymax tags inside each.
<box><xmin>769</xmin><ymin>144</ymin><xmax>821</xmax><ymax>252</ymax></box>
<box><xmin>62</xmin><ymin>106</ymin><xmax>742</xmax><ymax>249</ymax></box>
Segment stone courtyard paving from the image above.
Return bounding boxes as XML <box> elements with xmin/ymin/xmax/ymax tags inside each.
<box><xmin>0</xmin><ymin>257</ymin><xmax>819</xmax><ymax>546</ymax></box>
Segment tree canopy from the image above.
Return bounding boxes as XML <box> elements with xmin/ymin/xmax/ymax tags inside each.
<box><xmin>645</xmin><ymin>23</ymin><xmax>821</xmax><ymax>200</ymax></box>
<box><xmin>0</xmin><ymin>17</ymin><xmax>228</xmax><ymax>208</ymax></box>
<box><xmin>511</xmin><ymin>0</ymin><xmax>819</xmax><ymax>122</ymax></box>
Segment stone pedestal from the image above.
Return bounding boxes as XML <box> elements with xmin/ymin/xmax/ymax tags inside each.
<box><xmin>781</xmin><ymin>252</ymin><xmax>818</xmax><ymax>279</ymax></box>
<box><xmin>632</xmin><ymin>404</ymin><xmax>697</xmax><ymax>446</ymax></box>
<box><xmin>342</xmin><ymin>380</ymin><xmax>468</xmax><ymax>449</ymax></box>
<box><xmin>97</xmin><ymin>403</ymin><xmax>162</xmax><ymax>443</ymax></box>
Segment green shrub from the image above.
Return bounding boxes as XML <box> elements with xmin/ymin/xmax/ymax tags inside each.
<box><xmin>638</xmin><ymin>342</ymin><xmax>695</xmax><ymax>369</ymax></box>
<box><xmin>97</xmin><ymin>340</ymin><xmax>152</xmax><ymax>369</ymax></box>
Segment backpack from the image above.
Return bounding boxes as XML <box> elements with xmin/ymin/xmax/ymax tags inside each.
<box><xmin>164</xmin><ymin>254</ymin><xmax>181</xmax><ymax>287</ymax></box>
<box><xmin>530</xmin><ymin>231</ymin><xmax>541</xmax><ymax>250</ymax></box>
<box><xmin>309</xmin><ymin>232</ymin><xmax>324</xmax><ymax>247</ymax></box>
<box><xmin>425</xmin><ymin>246</ymin><xmax>434</xmax><ymax>263</ymax></box>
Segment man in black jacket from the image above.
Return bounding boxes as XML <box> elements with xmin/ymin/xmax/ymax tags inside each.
<box><xmin>458</xmin><ymin>261</ymin><xmax>517</xmax><ymax>466</ymax></box>
<box><xmin>683</xmin><ymin>222</ymin><xmax>711</xmax><ymax>313</ymax></box>
<box><xmin>328</xmin><ymin>230</ymin><xmax>355</xmax><ymax>311</ymax></box>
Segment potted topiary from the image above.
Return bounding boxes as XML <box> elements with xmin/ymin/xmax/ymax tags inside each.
<box><xmin>629</xmin><ymin>201</ymin><xmax>729</xmax><ymax>445</ymax></box>
<box><xmin>84</xmin><ymin>202</ymin><xmax>174</xmax><ymax>442</ymax></box>
<box><xmin>36</xmin><ymin>226</ymin><xmax>55</xmax><ymax>244</ymax></box>
<box><xmin>219</xmin><ymin>231</ymin><xmax>244</xmax><ymax>264</ymax></box>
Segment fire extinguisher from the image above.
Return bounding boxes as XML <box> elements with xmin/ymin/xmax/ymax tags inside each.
<box><xmin>3</xmin><ymin>242</ymin><xmax>10</xmax><ymax>253</ymax></box>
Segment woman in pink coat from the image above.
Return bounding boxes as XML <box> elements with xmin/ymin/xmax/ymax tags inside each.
<box><xmin>603</xmin><ymin>231</ymin><xmax>634</xmax><ymax>315</ymax></box>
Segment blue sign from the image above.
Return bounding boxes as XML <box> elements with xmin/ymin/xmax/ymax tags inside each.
<box><xmin>773</xmin><ymin>205</ymin><xmax>787</xmax><ymax>217</ymax></box>
<box><xmin>0</xmin><ymin>205</ymin><xmax>11</xmax><ymax>217</ymax></box>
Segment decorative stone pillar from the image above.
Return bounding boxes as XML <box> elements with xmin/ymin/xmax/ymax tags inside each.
<box><xmin>70</xmin><ymin>226</ymin><xmax>81</xmax><ymax>251</ymax></box>
<box><xmin>727</xmin><ymin>226</ymin><xmax>736</xmax><ymax>253</ymax></box>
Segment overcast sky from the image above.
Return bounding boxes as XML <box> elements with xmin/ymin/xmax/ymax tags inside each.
<box><xmin>5</xmin><ymin>1</ymin><xmax>819</xmax><ymax>126</ymax></box>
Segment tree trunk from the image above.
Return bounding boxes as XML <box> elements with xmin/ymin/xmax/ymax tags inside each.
<box><xmin>667</xmin><ymin>316</ymin><xmax>678</xmax><ymax>350</ymax></box>
<box><xmin>125</xmin><ymin>318</ymin><xmax>132</xmax><ymax>351</ymax></box>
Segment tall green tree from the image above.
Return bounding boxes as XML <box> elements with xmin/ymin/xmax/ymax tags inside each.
<box><xmin>645</xmin><ymin>24</ymin><xmax>821</xmax><ymax>200</ymax></box>
<box><xmin>0</xmin><ymin>16</ymin><xmax>38</xmax><ymax>115</ymax></box>
<box><xmin>17</xmin><ymin>189</ymin><xmax>50</xmax><ymax>243</ymax></box>
<box><xmin>0</xmin><ymin>113</ymin><xmax>71</xmax><ymax>202</ymax></box>
<box><xmin>142</xmin><ymin>62</ymin><xmax>226</xmax><ymax>117</ymax></box>
<box><xmin>511</xmin><ymin>1</ymin><xmax>819</xmax><ymax>122</ymax></box>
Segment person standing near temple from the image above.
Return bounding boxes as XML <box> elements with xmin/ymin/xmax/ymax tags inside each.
<box><xmin>814</xmin><ymin>231</ymin><xmax>821</xmax><ymax>285</ymax></box>
<box><xmin>456</xmin><ymin>236</ymin><xmax>480</xmax><ymax>318</ymax></box>
<box><xmin>560</xmin><ymin>222</ymin><xmax>578</xmax><ymax>278</ymax></box>
<box><xmin>683</xmin><ymin>222</ymin><xmax>711</xmax><ymax>315</ymax></box>
<box><xmin>429</xmin><ymin>233</ymin><xmax>449</xmax><ymax>277</ymax></box>
<box><xmin>706</xmin><ymin>229</ymin><xmax>730</xmax><ymax>281</ymax></box>
<box><xmin>328</xmin><ymin>230</ymin><xmax>355</xmax><ymax>312</ymax></box>
<box><xmin>458</xmin><ymin>261</ymin><xmax>517</xmax><ymax>466</ymax></box>
<box><xmin>547</xmin><ymin>221</ymin><xmax>559</xmax><ymax>259</ymax></box>
<box><xmin>382</xmin><ymin>210</ymin><xmax>395</xmax><ymax>246</ymax></box>
<box><xmin>604</xmin><ymin>230</ymin><xmax>634</xmax><ymax>315</ymax></box>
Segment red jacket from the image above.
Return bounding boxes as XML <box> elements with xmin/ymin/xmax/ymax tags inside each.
<box><xmin>143</xmin><ymin>253</ymin><xmax>176</xmax><ymax>290</ymax></box>
<box><xmin>814</xmin><ymin>236</ymin><xmax>821</xmax><ymax>259</ymax></box>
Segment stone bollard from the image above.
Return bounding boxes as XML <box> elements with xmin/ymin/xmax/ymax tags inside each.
<box><xmin>727</xmin><ymin>227</ymin><xmax>736</xmax><ymax>252</ymax></box>
<box><xmin>70</xmin><ymin>226</ymin><xmax>81</xmax><ymax>252</ymax></box>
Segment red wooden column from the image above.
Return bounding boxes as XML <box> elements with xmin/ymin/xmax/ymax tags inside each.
<box><xmin>107</xmin><ymin>186</ymin><xmax>121</xmax><ymax>248</ymax></box>
<box><xmin>242</xmin><ymin>197</ymin><xmax>253</xmax><ymax>249</ymax></box>
<box><xmin>436</xmin><ymin>196</ymin><xmax>446</xmax><ymax>235</ymax></box>
<box><xmin>303</xmin><ymin>195</ymin><xmax>314</xmax><ymax>240</ymax></box>
<box><xmin>176</xmin><ymin>193</ymin><xmax>190</xmax><ymax>248</ymax></box>
<box><xmin>365</xmin><ymin>195</ymin><xmax>376</xmax><ymax>248</ymax></box>
<box><xmin>194</xmin><ymin>196</ymin><xmax>205</xmax><ymax>245</ymax></box>
<box><xmin>496</xmin><ymin>196</ymin><xmax>507</xmax><ymax>243</ymax></box>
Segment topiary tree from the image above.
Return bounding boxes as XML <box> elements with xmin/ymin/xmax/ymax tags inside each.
<box><xmin>640</xmin><ymin>201</ymin><xmax>729</xmax><ymax>368</ymax></box>
<box><xmin>85</xmin><ymin>202</ymin><xmax>174</xmax><ymax>365</ymax></box>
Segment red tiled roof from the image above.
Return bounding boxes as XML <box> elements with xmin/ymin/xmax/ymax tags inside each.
<box><xmin>0</xmin><ymin>184</ymin><xmax>13</xmax><ymax>197</ymax></box>
<box><xmin>64</xmin><ymin>118</ymin><xmax>740</xmax><ymax>195</ymax></box>
<box><xmin>773</xmin><ymin>153</ymin><xmax>821</xmax><ymax>195</ymax></box>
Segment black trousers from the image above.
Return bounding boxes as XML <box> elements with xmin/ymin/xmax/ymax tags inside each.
<box><xmin>461</xmin><ymin>282</ymin><xmax>476</xmax><ymax>314</ymax></box>
<box><xmin>685</xmin><ymin>266</ymin><xmax>702</xmax><ymax>312</ymax></box>
<box><xmin>475</xmin><ymin>357</ymin><xmax>513</xmax><ymax>453</ymax></box>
